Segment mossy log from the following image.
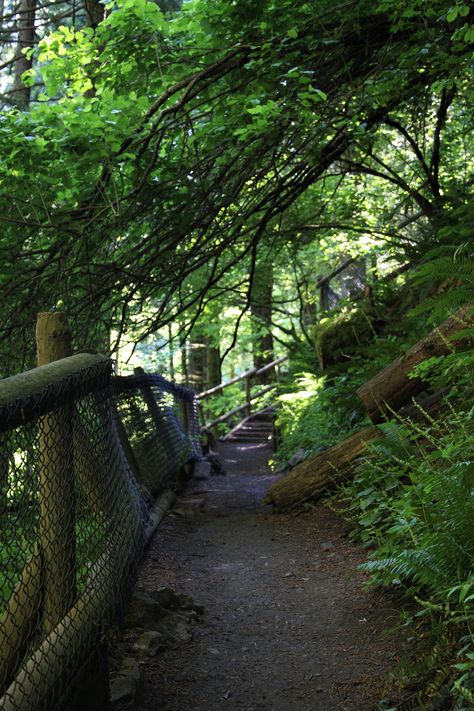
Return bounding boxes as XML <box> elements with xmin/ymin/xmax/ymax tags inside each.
<box><xmin>264</xmin><ymin>426</ymin><xmax>383</xmax><ymax>511</ymax></box>
<box><xmin>314</xmin><ymin>307</ymin><xmax>374</xmax><ymax>370</ymax></box>
<box><xmin>357</xmin><ymin>307</ymin><xmax>472</xmax><ymax>423</ymax></box>
<box><xmin>396</xmin><ymin>388</ymin><xmax>452</xmax><ymax>423</ymax></box>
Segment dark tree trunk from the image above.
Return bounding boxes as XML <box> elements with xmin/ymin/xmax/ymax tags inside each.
<box><xmin>13</xmin><ymin>0</ymin><xmax>36</xmax><ymax>108</ymax></box>
<box><xmin>85</xmin><ymin>0</ymin><xmax>105</xmax><ymax>28</ymax></box>
<box><xmin>168</xmin><ymin>323</ymin><xmax>175</xmax><ymax>381</ymax></box>
<box><xmin>179</xmin><ymin>327</ymin><xmax>188</xmax><ymax>385</ymax></box>
<box><xmin>188</xmin><ymin>333</ymin><xmax>207</xmax><ymax>394</ymax></box>
<box><xmin>207</xmin><ymin>339</ymin><xmax>221</xmax><ymax>390</ymax></box>
<box><xmin>251</xmin><ymin>259</ymin><xmax>274</xmax><ymax>384</ymax></box>
<box><xmin>206</xmin><ymin>303</ymin><xmax>221</xmax><ymax>389</ymax></box>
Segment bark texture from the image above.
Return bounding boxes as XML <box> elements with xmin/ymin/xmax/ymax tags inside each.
<box><xmin>357</xmin><ymin>307</ymin><xmax>472</xmax><ymax>423</ymax></box>
<box><xmin>264</xmin><ymin>426</ymin><xmax>383</xmax><ymax>511</ymax></box>
<box><xmin>251</xmin><ymin>259</ymin><xmax>274</xmax><ymax>385</ymax></box>
<box><xmin>12</xmin><ymin>0</ymin><xmax>36</xmax><ymax>108</ymax></box>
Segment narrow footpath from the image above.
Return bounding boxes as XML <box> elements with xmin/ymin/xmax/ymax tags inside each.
<box><xmin>116</xmin><ymin>441</ymin><xmax>406</xmax><ymax>711</ymax></box>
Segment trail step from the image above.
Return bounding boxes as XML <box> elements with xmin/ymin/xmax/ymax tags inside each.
<box><xmin>222</xmin><ymin>408</ymin><xmax>275</xmax><ymax>444</ymax></box>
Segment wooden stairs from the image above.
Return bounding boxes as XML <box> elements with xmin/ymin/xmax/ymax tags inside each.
<box><xmin>222</xmin><ymin>407</ymin><xmax>275</xmax><ymax>444</ymax></box>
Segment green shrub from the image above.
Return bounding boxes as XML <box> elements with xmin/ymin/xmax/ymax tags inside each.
<box><xmin>273</xmin><ymin>370</ymin><xmax>367</xmax><ymax>466</ymax></box>
<box><xmin>335</xmin><ymin>394</ymin><xmax>474</xmax><ymax>708</ymax></box>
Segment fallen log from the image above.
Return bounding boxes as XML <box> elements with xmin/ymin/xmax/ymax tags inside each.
<box><xmin>264</xmin><ymin>426</ymin><xmax>383</xmax><ymax>511</ymax></box>
<box><xmin>357</xmin><ymin>307</ymin><xmax>472</xmax><ymax>423</ymax></box>
<box><xmin>396</xmin><ymin>388</ymin><xmax>452</xmax><ymax>423</ymax></box>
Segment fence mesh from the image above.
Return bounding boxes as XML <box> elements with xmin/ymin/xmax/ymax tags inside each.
<box><xmin>112</xmin><ymin>372</ymin><xmax>202</xmax><ymax>495</ymax></box>
<box><xmin>320</xmin><ymin>258</ymin><xmax>367</xmax><ymax>310</ymax></box>
<box><xmin>0</xmin><ymin>354</ymin><xmax>202</xmax><ymax>710</ymax></box>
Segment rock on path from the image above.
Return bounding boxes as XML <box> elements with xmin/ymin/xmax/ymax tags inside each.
<box><xmin>115</xmin><ymin>441</ymin><xmax>405</xmax><ymax>710</ymax></box>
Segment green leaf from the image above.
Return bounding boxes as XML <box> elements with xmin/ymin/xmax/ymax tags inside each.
<box><xmin>447</xmin><ymin>7</ymin><xmax>459</xmax><ymax>22</ymax></box>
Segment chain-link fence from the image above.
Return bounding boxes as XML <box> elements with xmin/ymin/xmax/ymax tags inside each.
<box><xmin>0</xmin><ymin>354</ymin><xmax>201</xmax><ymax>710</ymax></box>
<box><xmin>112</xmin><ymin>369</ymin><xmax>202</xmax><ymax>496</ymax></box>
<box><xmin>318</xmin><ymin>258</ymin><xmax>367</xmax><ymax>311</ymax></box>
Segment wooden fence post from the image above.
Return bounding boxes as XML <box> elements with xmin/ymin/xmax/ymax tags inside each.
<box><xmin>36</xmin><ymin>312</ymin><xmax>76</xmax><ymax>634</ymax></box>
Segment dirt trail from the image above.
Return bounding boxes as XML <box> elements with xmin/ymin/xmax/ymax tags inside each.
<box><xmin>120</xmin><ymin>441</ymin><xmax>405</xmax><ymax>710</ymax></box>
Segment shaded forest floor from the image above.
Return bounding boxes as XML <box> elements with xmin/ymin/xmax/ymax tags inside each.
<box><xmin>114</xmin><ymin>441</ymin><xmax>408</xmax><ymax>710</ymax></box>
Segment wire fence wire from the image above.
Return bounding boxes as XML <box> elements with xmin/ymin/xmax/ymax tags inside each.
<box><xmin>0</xmin><ymin>354</ymin><xmax>202</xmax><ymax>711</ymax></box>
<box><xmin>320</xmin><ymin>258</ymin><xmax>367</xmax><ymax>311</ymax></box>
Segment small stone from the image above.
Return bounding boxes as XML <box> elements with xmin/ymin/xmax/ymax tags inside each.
<box><xmin>150</xmin><ymin>587</ymin><xmax>204</xmax><ymax>615</ymax></box>
<box><xmin>126</xmin><ymin>592</ymin><xmax>164</xmax><ymax>628</ymax></box>
<box><xmin>110</xmin><ymin>674</ymin><xmax>136</xmax><ymax>703</ymax></box>
<box><xmin>193</xmin><ymin>460</ymin><xmax>212</xmax><ymax>480</ymax></box>
<box><xmin>133</xmin><ymin>630</ymin><xmax>167</xmax><ymax>656</ymax></box>
<box><xmin>150</xmin><ymin>587</ymin><xmax>182</xmax><ymax>610</ymax></box>
<box><xmin>287</xmin><ymin>449</ymin><xmax>310</xmax><ymax>469</ymax></box>
<box><xmin>118</xmin><ymin>657</ymin><xmax>140</xmax><ymax>681</ymax></box>
<box><xmin>173</xmin><ymin>620</ymin><xmax>193</xmax><ymax>642</ymax></box>
<box><xmin>320</xmin><ymin>541</ymin><xmax>335</xmax><ymax>551</ymax></box>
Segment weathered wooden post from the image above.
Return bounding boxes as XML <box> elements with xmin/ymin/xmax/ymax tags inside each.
<box><xmin>36</xmin><ymin>312</ymin><xmax>76</xmax><ymax>633</ymax></box>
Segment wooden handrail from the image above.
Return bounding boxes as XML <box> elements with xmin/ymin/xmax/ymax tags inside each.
<box><xmin>202</xmin><ymin>384</ymin><xmax>277</xmax><ymax>430</ymax></box>
<box><xmin>197</xmin><ymin>355</ymin><xmax>287</xmax><ymax>400</ymax></box>
<box><xmin>197</xmin><ymin>366</ymin><xmax>257</xmax><ymax>400</ymax></box>
<box><xmin>254</xmin><ymin>357</ymin><xmax>287</xmax><ymax>377</ymax></box>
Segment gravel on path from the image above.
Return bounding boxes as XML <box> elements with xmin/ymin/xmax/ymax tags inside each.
<box><xmin>117</xmin><ymin>440</ymin><xmax>406</xmax><ymax>711</ymax></box>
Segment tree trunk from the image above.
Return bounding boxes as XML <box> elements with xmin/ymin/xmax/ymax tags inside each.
<box><xmin>85</xmin><ymin>0</ymin><xmax>105</xmax><ymax>28</ymax></box>
<box><xmin>13</xmin><ymin>0</ymin><xmax>36</xmax><ymax>108</ymax></box>
<box><xmin>251</xmin><ymin>259</ymin><xmax>274</xmax><ymax>385</ymax></box>
<box><xmin>188</xmin><ymin>332</ymin><xmax>207</xmax><ymax>393</ymax></box>
<box><xmin>396</xmin><ymin>388</ymin><xmax>452</xmax><ymax>423</ymax></box>
<box><xmin>207</xmin><ymin>338</ymin><xmax>221</xmax><ymax>390</ymax></box>
<box><xmin>357</xmin><ymin>307</ymin><xmax>472</xmax><ymax>423</ymax></box>
<box><xmin>264</xmin><ymin>427</ymin><xmax>383</xmax><ymax>511</ymax></box>
<box><xmin>179</xmin><ymin>325</ymin><xmax>188</xmax><ymax>384</ymax></box>
<box><xmin>168</xmin><ymin>323</ymin><xmax>175</xmax><ymax>380</ymax></box>
<box><xmin>206</xmin><ymin>303</ymin><xmax>222</xmax><ymax>389</ymax></box>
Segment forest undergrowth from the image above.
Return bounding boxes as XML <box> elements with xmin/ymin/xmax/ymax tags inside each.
<box><xmin>274</xmin><ymin>249</ymin><xmax>474</xmax><ymax>710</ymax></box>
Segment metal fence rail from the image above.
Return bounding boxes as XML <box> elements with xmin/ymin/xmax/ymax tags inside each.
<box><xmin>0</xmin><ymin>353</ymin><xmax>201</xmax><ymax>710</ymax></box>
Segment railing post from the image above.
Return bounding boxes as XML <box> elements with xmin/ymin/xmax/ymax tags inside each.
<box><xmin>36</xmin><ymin>312</ymin><xmax>76</xmax><ymax>634</ymax></box>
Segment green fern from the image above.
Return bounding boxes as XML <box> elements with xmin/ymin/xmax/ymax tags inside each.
<box><xmin>410</xmin><ymin>244</ymin><xmax>474</xmax><ymax>324</ymax></box>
